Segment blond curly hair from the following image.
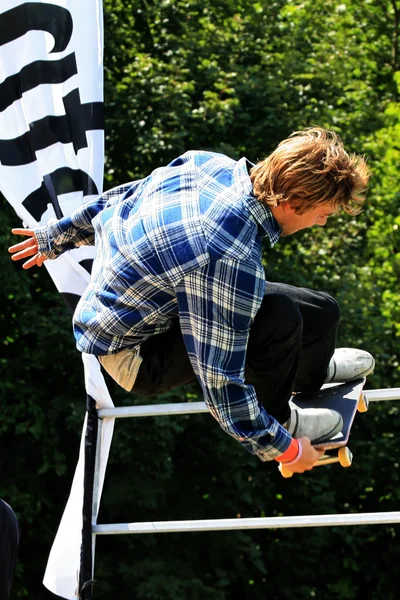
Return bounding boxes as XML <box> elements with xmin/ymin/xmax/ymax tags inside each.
<box><xmin>250</xmin><ymin>127</ymin><xmax>369</xmax><ymax>215</ymax></box>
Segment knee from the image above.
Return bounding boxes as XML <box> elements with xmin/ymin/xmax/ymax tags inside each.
<box><xmin>320</xmin><ymin>292</ymin><xmax>341</xmax><ymax>329</ymax></box>
<box><xmin>257</xmin><ymin>291</ymin><xmax>303</xmax><ymax>339</ymax></box>
<box><xmin>247</xmin><ymin>292</ymin><xmax>302</xmax><ymax>369</ymax></box>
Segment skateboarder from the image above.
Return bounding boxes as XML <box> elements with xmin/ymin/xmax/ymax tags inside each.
<box><xmin>8</xmin><ymin>127</ymin><xmax>374</xmax><ymax>475</ymax></box>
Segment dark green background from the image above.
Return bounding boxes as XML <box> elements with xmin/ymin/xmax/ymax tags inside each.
<box><xmin>1</xmin><ymin>1</ymin><xmax>400</xmax><ymax>598</ymax></box>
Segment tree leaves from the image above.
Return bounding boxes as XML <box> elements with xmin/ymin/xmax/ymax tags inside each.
<box><xmin>2</xmin><ymin>1</ymin><xmax>400</xmax><ymax>598</ymax></box>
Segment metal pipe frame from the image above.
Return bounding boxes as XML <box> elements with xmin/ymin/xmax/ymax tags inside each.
<box><xmin>92</xmin><ymin>386</ymin><xmax>400</xmax><ymax>540</ymax></box>
<box><xmin>94</xmin><ymin>511</ymin><xmax>400</xmax><ymax>535</ymax></box>
<box><xmin>96</xmin><ymin>387</ymin><xmax>400</xmax><ymax>420</ymax></box>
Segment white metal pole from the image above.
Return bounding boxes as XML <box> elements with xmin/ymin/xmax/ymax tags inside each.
<box><xmin>97</xmin><ymin>402</ymin><xmax>208</xmax><ymax>419</ymax></box>
<box><xmin>96</xmin><ymin>388</ymin><xmax>400</xmax><ymax>420</ymax></box>
<box><xmin>93</xmin><ymin>511</ymin><xmax>400</xmax><ymax>535</ymax></box>
<box><xmin>364</xmin><ymin>388</ymin><xmax>400</xmax><ymax>402</ymax></box>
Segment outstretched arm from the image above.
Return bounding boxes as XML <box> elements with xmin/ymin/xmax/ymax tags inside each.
<box><xmin>7</xmin><ymin>196</ymin><xmax>103</xmax><ymax>267</ymax></box>
<box><xmin>8</xmin><ymin>181</ymin><xmax>138</xmax><ymax>267</ymax></box>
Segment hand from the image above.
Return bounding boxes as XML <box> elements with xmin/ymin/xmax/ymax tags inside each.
<box><xmin>281</xmin><ymin>437</ymin><xmax>325</xmax><ymax>474</ymax></box>
<box><xmin>8</xmin><ymin>229</ymin><xmax>46</xmax><ymax>269</ymax></box>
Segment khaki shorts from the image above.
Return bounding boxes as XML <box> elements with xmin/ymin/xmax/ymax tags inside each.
<box><xmin>98</xmin><ymin>347</ymin><xmax>143</xmax><ymax>391</ymax></box>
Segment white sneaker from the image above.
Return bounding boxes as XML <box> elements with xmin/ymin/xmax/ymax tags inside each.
<box><xmin>325</xmin><ymin>348</ymin><xmax>375</xmax><ymax>383</ymax></box>
<box><xmin>285</xmin><ymin>402</ymin><xmax>343</xmax><ymax>445</ymax></box>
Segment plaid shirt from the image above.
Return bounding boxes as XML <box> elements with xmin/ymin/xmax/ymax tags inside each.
<box><xmin>35</xmin><ymin>151</ymin><xmax>292</xmax><ymax>460</ymax></box>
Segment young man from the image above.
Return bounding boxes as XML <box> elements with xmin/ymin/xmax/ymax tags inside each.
<box><xmin>9</xmin><ymin>127</ymin><xmax>374</xmax><ymax>475</ymax></box>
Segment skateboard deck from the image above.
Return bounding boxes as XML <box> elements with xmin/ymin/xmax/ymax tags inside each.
<box><xmin>280</xmin><ymin>377</ymin><xmax>367</xmax><ymax>478</ymax></box>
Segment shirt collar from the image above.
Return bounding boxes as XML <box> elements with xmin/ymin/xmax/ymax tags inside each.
<box><xmin>233</xmin><ymin>157</ymin><xmax>282</xmax><ymax>246</ymax></box>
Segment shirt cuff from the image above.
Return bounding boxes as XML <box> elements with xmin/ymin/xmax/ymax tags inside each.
<box><xmin>34</xmin><ymin>224</ymin><xmax>52</xmax><ymax>255</ymax></box>
<box><xmin>34</xmin><ymin>220</ymin><xmax>65</xmax><ymax>259</ymax></box>
<box><xmin>244</xmin><ymin>422</ymin><xmax>293</xmax><ymax>462</ymax></box>
<box><xmin>274</xmin><ymin>438</ymin><xmax>299</xmax><ymax>463</ymax></box>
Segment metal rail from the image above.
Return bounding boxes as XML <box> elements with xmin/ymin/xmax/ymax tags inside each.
<box><xmin>92</xmin><ymin>386</ymin><xmax>400</xmax><ymax>541</ymax></box>
<box><xmin>364</xmin><ymin>387</ymin><xmax>400</xmax><ymax>402</ymax></box>
<box><xmin>94</xmin><ymin>511</ymin><xmax>400</xmax><ymax>535</ymax></box>
<box><xmin>96</xmin><ymin>387</ymin><xmax>400</xmax><ymax>419</ymax></box>
<box><xmin>97</xmin><ymin>401</ymin><xmax>207</xmax><ymax>419</ymax></box>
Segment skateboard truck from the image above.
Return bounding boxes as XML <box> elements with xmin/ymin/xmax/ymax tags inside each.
<box><xmin>279</xmin><ymin>446</ymin><xmax>354</xmax><ymax>478</ymax></box>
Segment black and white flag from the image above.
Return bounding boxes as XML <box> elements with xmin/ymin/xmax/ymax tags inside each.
<box><xmin>0</xmin><ymin>2</ymin><xmax>115</xmax><ymax>598</ymax></box>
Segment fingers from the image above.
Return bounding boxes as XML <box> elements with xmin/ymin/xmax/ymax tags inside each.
<box><xmin>8</xmin><ymin>229</ymin><xmax>45</xmax><ymax>269</ymax></box>
<box><xmin>9</xmin><ymin>236</ymin><xmax>36</xmax><ymax>250</ymax></box>
<box><xmin>8</xmin><ymin>229</ymin><xmax>37</xmax><ymax>252</ymax></box>
<box><xmin>284</xmin><ymin>437</ymin><xmax>326</xmax><ymax>474</ymax></box>
<box><xmin>9</xmin><ymin>240</ymin><xmax>38</xmax><ymax>259</ymax></box>
<box><xmin>37</xmin><ymin>253</ymin><xmax>46</xmax><ymax>267</ymax></box>
<box><xmin>22</xmin><ymin>253</ymin><xmax>45</xmax><ymax>269</ymax></box>
<box><xmin>10</xmin><ymin>228</ymin><xmax>36</xmax><ymax>240</ymax></box>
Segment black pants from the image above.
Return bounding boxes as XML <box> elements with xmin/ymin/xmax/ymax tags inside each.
<box><xmin>0</xmin><ymin>500</ymin><xmax>19</xmax><ymax>600</ymax></box>
<box><xmin>133</xmin><ymin>283</ymin><xmax>340</xmax><ymax>424</ymax></box>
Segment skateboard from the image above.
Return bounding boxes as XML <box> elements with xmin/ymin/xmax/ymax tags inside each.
<box><xmin>279</xmin><ymin>377</ymin><xmax>368</xmax><ymax>478</ymax></box>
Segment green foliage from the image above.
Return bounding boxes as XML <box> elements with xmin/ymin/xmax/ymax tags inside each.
<box><xmin>2</xmin><ymin>0</ymin><xmax>400</xmax><ymax>599</ymax></box>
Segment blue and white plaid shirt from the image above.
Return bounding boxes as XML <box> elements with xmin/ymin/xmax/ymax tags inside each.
<box><xmin>36</xmin><ymin>151</ymin><xmax>292</xmax><ymax>460</ymax></box>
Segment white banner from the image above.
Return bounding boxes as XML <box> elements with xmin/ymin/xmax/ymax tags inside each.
<box><xmin>0</xmin><ymin>0</ymin><xmax>104</xmax><ymax>234</ymax></box>
<box><xmin>0</xmin><ymin>2</ymin><xmax>114</xmax><ymax>598</ymax></box>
